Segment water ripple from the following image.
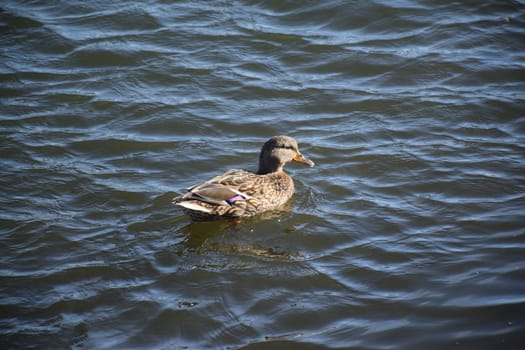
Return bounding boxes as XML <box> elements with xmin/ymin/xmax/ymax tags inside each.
<box><xmin>2</xmin><ymin>0</ymin><xmax>525</xmax><ymax>349</ymax></box>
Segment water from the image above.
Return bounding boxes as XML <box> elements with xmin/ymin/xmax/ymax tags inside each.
<box><xmin>1</xmin><ymin>0</ymin><xmax>525</xmax><ymax>349</ymax></box>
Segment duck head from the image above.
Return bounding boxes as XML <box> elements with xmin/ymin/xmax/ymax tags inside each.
<box><xmin>257</xmin><ymin>135</ymin><xmax>314</xmax><ymax>174</ymax></box>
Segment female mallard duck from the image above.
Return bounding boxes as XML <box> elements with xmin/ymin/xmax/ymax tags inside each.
<box><xmin>173</xmin><ymin>135</ymin><xmax>314</xmax><ymax>221</ymax></box>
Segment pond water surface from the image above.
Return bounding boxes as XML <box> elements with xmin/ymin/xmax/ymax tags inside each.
<box><xmin>1</xmin><ymin>1</ymin><xmax>525</xmax><ymax>349</ymax></box>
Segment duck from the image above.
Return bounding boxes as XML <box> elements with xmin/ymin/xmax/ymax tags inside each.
<box><xmin>173</xmin><ymin>135</ymin><xmax>314</xmax><ymax>221</ymax></box>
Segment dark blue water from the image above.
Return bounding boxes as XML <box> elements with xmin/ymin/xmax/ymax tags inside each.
<box><xmin>2</xmin><ymin>1</ymin><xmax>525</xmax><ymax>349</ymax></box>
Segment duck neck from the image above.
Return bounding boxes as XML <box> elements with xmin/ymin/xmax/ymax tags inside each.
<box><xmin>257</xmin><ymin>156</ymin><xmax>284</xmax><ymax>174</ymax></box>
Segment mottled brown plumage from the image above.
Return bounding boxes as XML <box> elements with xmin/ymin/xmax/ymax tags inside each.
<box><xmin>173</xmin><ymin>136</ymin><xmax>314</xmax><ymax>221</ymax></box>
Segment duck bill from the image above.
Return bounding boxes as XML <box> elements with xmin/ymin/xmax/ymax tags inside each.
<box><xmin>293</xmin><ymin>153</ymin><xmax>315</xmax><ymax>167</ymax></box>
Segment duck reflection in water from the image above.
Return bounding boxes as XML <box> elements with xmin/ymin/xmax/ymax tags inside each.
<box><xmin>180</xmin><ymin>199</ymin><xmax>297</xmax><ymax>257</ymax></box>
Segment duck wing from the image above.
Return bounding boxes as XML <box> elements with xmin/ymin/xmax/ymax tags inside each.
<box><xmin>182</xmin><ymin>183</ymin><xmax>251</xmax><ymax>206</ymax></box>
<box><xmin>174</xmin><ymin>169</ymin><xmax>253</xmax><ymax>207</ymax></box>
